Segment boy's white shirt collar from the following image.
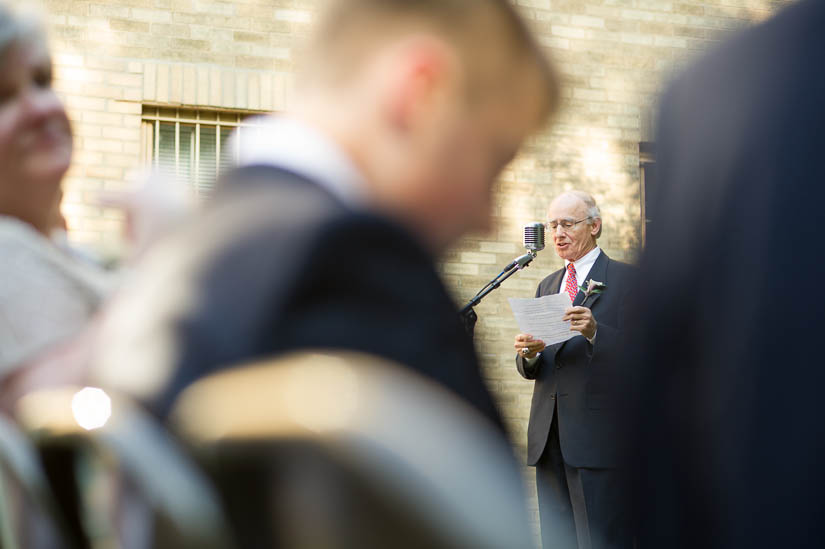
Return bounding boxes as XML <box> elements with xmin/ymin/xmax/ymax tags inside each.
<box><xmin>231</xmin><ymin>115</ymin><xmax>368</xmax><ymax>207</ymax></box>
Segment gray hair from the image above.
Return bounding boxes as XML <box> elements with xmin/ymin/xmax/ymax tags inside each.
<box><xmin>0</xmin><ymin>3</ymin><xmax>46</xmax><ymax>62</ymax></box>
<box><xmin>561</xmin><ymin>190</ymin><xmax>602</xmax><ymax>239</ymax></box>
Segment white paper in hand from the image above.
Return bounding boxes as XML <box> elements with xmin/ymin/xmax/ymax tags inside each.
<box><xmin>508</xmin><ymin>292</ymin><xmax>576</xmax><ymax>346</ymax></box>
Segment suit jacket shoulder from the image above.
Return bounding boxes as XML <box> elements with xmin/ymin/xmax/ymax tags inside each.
<box><xmin>536</xmin><ymin>267</ymin><xmax>565</xmax><ymax>297</ymax></box>
<box><xmin>104</xmin><ymin>165</ymin><xmax>502</xmax><ymax>428</ymax></box>
<box><xmin>602</xmin><ymin>257</ymin><xmax>637</xmax><ymax>293</ymax></box>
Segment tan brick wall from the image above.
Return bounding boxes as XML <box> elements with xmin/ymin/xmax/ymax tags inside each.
<box><xmin>438</xmin><ymin>0</ymin><xmax>791</xmax><ymax>526</ymax></box>
<box><xmin>27</xmin><ymin>0</ymin><xmax>793</xmax><ymax>532</ymax></box>
<box><xmin>32</xmin><ymin>0</ymin><xmax>319</xmax><ymax>247</ymax></box>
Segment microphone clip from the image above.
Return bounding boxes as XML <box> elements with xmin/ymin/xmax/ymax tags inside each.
<box><xmin>503</xmin><ymin>251</ymin><xmax>538</xmax><ymax>271</ymax></box>
<box><xmin>514</xmin><ymin>251</ymin><xmax>537</xmax><ymax>270</ymax></box>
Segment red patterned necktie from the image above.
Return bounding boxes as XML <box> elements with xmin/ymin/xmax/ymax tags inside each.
<box><xmin>565</xmin><ymin>263</ymin><xmax>578</xmax><ymax>303</ymax></box>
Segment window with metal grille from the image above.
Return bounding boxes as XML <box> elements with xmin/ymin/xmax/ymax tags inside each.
<box><xmin>141</xmin><ymin>106</ymin><xmax>267</xmax><ymax>196</ymax></box>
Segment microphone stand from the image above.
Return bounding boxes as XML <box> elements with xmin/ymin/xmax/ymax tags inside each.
<box><xmin>459</xmin><ymin>251</ymin><xmax>537</xmax><ymax>338</ymax></box>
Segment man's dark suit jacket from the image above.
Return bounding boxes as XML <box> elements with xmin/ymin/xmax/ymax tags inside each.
<box><xmin>146</xmin><ymin>165</ymin><xmax>503</xmax><ymax>430</ymax></box>
<box><xmin>626</xmin><ymin>1</ymin><xmax>825</xmax><ymax>547</ymax></box>
<box><xmin>516</xmin><ymin>251</ymin><xmax>635</xmax><ymax>468</ymax></box>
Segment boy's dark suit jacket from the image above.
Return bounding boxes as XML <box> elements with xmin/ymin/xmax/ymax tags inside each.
<box><xmin>516</xmin><ymin>251</ymin><xmax>636</xmax><ymax>468</ymax></box>
<box><xmin>146</xmin><ymin>165</ymin><xmax>503</xmax><ymax>430</ymax></box>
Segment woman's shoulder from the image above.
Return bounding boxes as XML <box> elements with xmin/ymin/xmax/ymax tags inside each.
<box><xmin>0</xmin><ymin>215</ymin><xmax>114</xmax><ymax>299</ymax></box>
<box><xmin>0</xmin><ymin>216</ymin><xmax>59</xmax><ymax>271</ymax></box>
<box><xmin>0</xmin><ymin>215</ymin><xmax>45</xmax><ymax>245</ymax></box>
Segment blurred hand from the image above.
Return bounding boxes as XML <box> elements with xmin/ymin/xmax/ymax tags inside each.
<box><xmin>563</xmin><ymin>306</ymin><xmax>597</xmax><ymax>340</ymax></box>
<box><xmin>514</xmin><ymin>334</ymin><xmax>545</xmax><ymax>359</ymax></box>
<box><xmin>95</xmin><ymin>171</ymin><xmax>193</xmax><ymax>261</ymax></box>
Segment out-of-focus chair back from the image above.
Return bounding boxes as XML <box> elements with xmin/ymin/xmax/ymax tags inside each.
<box><xmin>0</xmin><ymin>414</ymin><xmax>73</xmax><ymax>549</ymax></box>
<box><xmin>14</xmin><ymin>387</ymin><xmax>234</xmax><ymax>549</ymax></box>
<box><xmin>172</xmin><ymin>351</ymin><xmax>538</xmax><ymax>549</ymax></box>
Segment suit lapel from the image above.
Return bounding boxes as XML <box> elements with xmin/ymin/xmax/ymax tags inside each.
<box><xmin>557</xmin><ymin>251</ymin><xmax>609</xmax><ymax>353</ymax></box>
<box><xmin>540</xmin><ymin>254</ymin><xmax>610</xmax><ymax>352</ymax></box>
<box><xmin>577</xmin><ymin>252</ymin><xmax>609</xmax><ymax>310</ymax></box>
<box><xmin>572</xmin><ymin>287</ymin><xmax>586</xmax><ymax>307</ymax></box>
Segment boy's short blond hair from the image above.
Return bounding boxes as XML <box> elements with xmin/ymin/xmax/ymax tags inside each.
<box><xmin>302</xmin><ymin>0</ymin><xmax>560</xmax><ymax>120</ymax></box>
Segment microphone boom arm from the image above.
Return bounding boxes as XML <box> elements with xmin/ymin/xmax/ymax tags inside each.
<box><xmin>459</xmin><ymin>221</ymin><xmax>544</xmax><ymax>338</ymax></box>
<box><xmin>459</xmin><ymin>251</ymin><xmax>537</xmax><ymax>333</ymax></box>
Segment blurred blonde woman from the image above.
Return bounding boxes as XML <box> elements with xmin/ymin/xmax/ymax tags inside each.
<box><xmin>0</xmin><ymin>3</ymin><xmax>112</xmax><ymax>382</ymax></box>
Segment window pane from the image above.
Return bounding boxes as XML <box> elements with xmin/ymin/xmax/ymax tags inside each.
<box><xmin>198</xmin><ymin>125</ymin><xmax>217</xmax><ymax>194</ymax></box>
<box><xmin>147</xmin><ymin>109</ymin><xmax>263</xmax><ymax>198</ymax></box>
<box><xmin>199</xmin><ymin>110</ymin><xmax>217</xmax><ymax>122</ymax></box>
<box><xmin>179</xmin><ymin>124</ymin><xmax>195</xmax><ymax>185</ymax></box>
<box><xmin>218</xmin><ymin>112</ymin><xmax>238</xmax><ymax>124</ymax></box>
<box><xmin>219</xmin><ymin>127</ymin><xmax>234</xmax><ymax>173</ymax></box>
<box><xmin>157</xmin><ymin>122</ymin><xmax>176</xmax><ymax>178</ymax></box>
<box><xmin>180</xmin><ymin>108</ymin><xmax>197</xmax><ymax>121</ymax></box>
<box><xmin>157</xmin><ymin>122</ymin><xmax>195</xmax><ymax>188</ymax></box>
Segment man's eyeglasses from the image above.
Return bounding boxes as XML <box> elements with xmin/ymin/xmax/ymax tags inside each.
<box><xmin>547</xmin><ymin>217</ymin><xmax>590</xmax><ymax>231</ymax></box>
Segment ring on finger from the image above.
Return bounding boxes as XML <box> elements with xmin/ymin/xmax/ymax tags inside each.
<box><xmin>521</xmin><ymin>347</ymin><xmax>529</xmax><ymax>355</ymax></box>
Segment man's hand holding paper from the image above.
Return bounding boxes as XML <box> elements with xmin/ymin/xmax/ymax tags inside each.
<box><xmin>508</xmin><ymin>292</ymin><xmax>578</xmax><ymax>348</ymax></box>
<box><xmin>514</xmin><ymin>333</ymin><xmax>546</xmax><ymax>359</ymax></box>
<box><xmin>563</xmin><ymin>306</ymin><xmax>597</xmax><ymax>341</ymax></box>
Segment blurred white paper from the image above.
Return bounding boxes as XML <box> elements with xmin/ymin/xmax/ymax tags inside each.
<box><xmin>508</xmin><ymin>292</ymin><xmax>576</xmax><ymax>346</ymax></box>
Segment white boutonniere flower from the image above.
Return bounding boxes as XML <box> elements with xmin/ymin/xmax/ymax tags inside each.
<box><xmin>579</xmin><ymin>279</ymin><xmax>607</xmax><ymax>307</ymax></box>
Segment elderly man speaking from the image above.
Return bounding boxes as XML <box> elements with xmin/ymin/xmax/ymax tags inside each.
<box><xmin>514</xmin><ymin>191</ymin><xmax>635</xmax><ymax>549</ymax></box>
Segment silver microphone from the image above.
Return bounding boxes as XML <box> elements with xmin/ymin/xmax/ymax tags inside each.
<box><xmin>523</xmin><ymin>222</ymin><xmax>545</xmax><ymax>252</ymax></box>
<box><xmin>507</xmin><ymin>223</ymin><xmax>545</xmax><ymax>271</ymax></box>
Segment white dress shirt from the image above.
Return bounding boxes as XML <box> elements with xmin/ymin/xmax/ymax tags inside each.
<box><xmin>525</xmin><ymin>246</ymin><xmax>603</xmax><ymax>365</ymax></box>
<box><xmin>560</xmin><ymin>246</ymin><xmax>602</xmax><ymax>295</ymax></box>
<box><xmin>232</xmin><ymin>115</ymin><xmax>368</xmax><ymax>207</ymax></box>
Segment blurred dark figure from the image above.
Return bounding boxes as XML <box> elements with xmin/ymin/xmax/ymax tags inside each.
<box><xmin>627</xmin><ymin>0</ymin><xmax>825</xmax><ymax>547</ymax></box>
<box><xmin>91</xmin><ymin>0</ymin><xmax>559</xmax><ymax>431</ymax></box>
